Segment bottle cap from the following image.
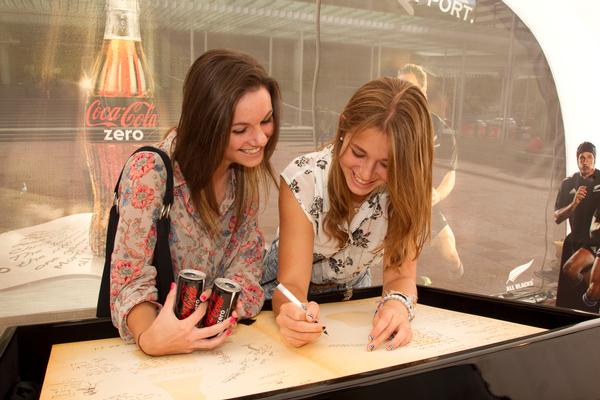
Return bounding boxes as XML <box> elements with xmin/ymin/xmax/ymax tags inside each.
<box><xmin>104</xmin><ymin>0</ymin><xmax>141</xmax><ymax>41</ymax></box>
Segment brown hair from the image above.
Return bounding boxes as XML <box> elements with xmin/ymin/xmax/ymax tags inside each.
<box><xmin>172</xmin><ymin>49</ymin><xmax>281</xmax><ymax>233</ymax></box>
<box><xmin>324</xmin><ymin>77</ymin><xmax>433</xmax><ymax>269</ymax></box>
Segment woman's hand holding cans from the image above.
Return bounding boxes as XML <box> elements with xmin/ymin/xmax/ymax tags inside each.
<box><xmin>136</xmin><ymin>283</ymin><xmax>237</xmax><ymax>356</ymax></box>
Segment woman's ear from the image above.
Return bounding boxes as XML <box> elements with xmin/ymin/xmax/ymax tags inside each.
<box><xmin>338</xmin><ymin>132</ymin><xmax>352</xmax><ymax>154</ymax></box>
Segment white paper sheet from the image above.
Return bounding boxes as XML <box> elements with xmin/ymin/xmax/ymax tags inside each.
<box><xmin>0</xmin><ymin>213</ymin><xmax>100</xmax><ymax>290</ymax></box>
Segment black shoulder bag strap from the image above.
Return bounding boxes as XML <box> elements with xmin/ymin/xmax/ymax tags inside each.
<box><xmin>96</xmin><ymin>146</ymin><xmax>175</xmax><ymax>318</ymax></box>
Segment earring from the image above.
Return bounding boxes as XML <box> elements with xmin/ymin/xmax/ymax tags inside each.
<box><xmin>339</xmin><ymin>136</ymin><xmax>344</xmax><ymax>142</ymax></box>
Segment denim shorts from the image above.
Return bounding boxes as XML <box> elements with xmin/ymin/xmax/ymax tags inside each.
<box><xmin>260</xmin><ymin>238</ymin><xmax>372</xmax><ymax>300</ymax></box>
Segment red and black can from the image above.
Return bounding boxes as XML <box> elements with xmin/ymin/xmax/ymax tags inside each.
<box><xmin>174</xmin><ymin>269</ymin><xmax>206</xmax><ymax>320</ymax></box>
<box><xmin>202</xmin><ymin>278</ymin><xmax>241</xmax><ymax>327</ymax></box>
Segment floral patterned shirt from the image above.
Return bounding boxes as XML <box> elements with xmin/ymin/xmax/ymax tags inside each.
<box><xmin>110</xmin><ymin>131</ymin><xmax>265</xmax><ymax>342</ymax></box>
<box><xmin>281</xmin><ymin>145</ymin><xmax>388</xmax><ymax>286</ymax></box>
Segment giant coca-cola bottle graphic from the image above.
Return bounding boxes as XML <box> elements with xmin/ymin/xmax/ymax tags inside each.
<box><xmin>85</xmin><ymin>0</ymin><xmax>159</xmax><ymax>255</ymax></box>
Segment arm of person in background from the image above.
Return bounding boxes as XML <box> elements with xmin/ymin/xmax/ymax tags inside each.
<box><xmin>272</xmin><ymin>176</ymin><xmax>325</xmax><ymax>347</ymax></box>
<box><xmin>554</xmin><ymin>185</ymin><xmax>587</xmax><ymax>224</ymax></box>
<box><xmin>431</xmin><ymin>116</ymin><xmax>457</xmax><ymax>207</ymax></box>
<box><xmin>585</xmin><ymin>253</ymin><xmax>600</xmax><ymax>303</ymax></box>
<box><xmin>367</xmin><ymin>250</ymin><xmax>417</xmax><ymax>351</ymax></box>
<box><xmin>111</xmin><ymin>151</ymin><xmax>234</xmax><ymax>356</ymax></box>
<box><xmin>222</xmin><ymin>200</ymin><xmax>266</xmax><ymax>320</ymax></box>
<box><xmin>432</xmin><ymin>170</ymin><xmax>455</xmax><ymax>206</ymax></box>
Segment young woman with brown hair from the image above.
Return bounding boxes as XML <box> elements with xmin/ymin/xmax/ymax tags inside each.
<box><xmin>110</xmin><ymin>49</ymin><xmax>281</xmax><ymax>355</ymax></box>
<box><xmin>263</xmin><ymin>77</ymin><xmax>433</xmax><ymax>350</ymax></box>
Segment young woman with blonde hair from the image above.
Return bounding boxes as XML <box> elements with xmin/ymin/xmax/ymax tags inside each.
<box><xmin>263</xmin><ymin>77</ymin><xmax>433</xmax><ymax>351</ymax></box>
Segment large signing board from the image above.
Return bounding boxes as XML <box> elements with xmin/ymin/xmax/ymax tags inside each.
<box><xmin>41</xmin><ymin>297</ymin><xmax>545</xmax><ymax>399</ymax></box>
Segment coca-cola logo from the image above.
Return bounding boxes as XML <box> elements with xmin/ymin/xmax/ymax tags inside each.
<box><xmin>204</xmin><ymin>293</ymin><xmax>225</xmax><ymax>327</ymax></box>
<box><xmin>179</xmin><ymin>286</ymin><xmax>200</xmax><ymax>319</ymax></box>
<box><xmin>85</xmin><ymin>98</ymin><xmax>158</xmax><ymax>129</ymax></box>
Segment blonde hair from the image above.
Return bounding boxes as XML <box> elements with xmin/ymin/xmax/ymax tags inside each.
<box><xmin>398</xmin><ymin>63</ymin><xmax>428</xmax><ymax>93</ymax></box>
<box><xmin>324</xmin><ymin>77</ymin><xmax>433</xmax><ymax>269</ymax></box>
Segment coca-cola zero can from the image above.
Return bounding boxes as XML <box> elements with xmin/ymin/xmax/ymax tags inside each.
<box><xmin>174</xmin><ymin>269</ymin><xmax>206</xmax><ymax>320</ymax></box>
<box><xmin>202</xmin><ymin>278</ymin><xmax>241</xmax><ymax>327</ymax></box>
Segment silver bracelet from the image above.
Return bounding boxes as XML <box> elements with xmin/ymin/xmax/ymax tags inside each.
<box><xmin>380</xmin><ymin>291</ymin><xmax>417</xmax><ymax>322</ymax></box>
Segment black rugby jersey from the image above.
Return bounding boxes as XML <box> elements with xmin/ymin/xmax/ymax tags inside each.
<box><xmin>555</xmin><ymin>169</ymin><xmax>600</xmax><ymax>243</ymax></box>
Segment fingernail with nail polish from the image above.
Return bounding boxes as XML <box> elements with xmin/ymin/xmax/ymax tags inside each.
<box><xmin>200</xmin><ymin>294</ymin><xmax>207</xmax><ymax>302</ymax></box>
<box><xmin>368</xmin><ymin>335</ymin><xmax>374</xmax><ymax>341</ymax></box>
<box><xmin>170</xmin><ymin>282</ymin><xmax>176</xmax><ymax>291</ymax></box>
<box><xmin>386</xmin><ymin>344</ymin><xmax>394</xmax><ymax>351</ymax></box>
<box><xmin>229</xmin><ymin>316</ymin><xmax>236</xmax><ymax>323</ymax></box>
<box><xmin>368</xmin><ymin>344</ymin><xmax>375</xmax><ymax>352</ymax></box>
<box><xmin>226</xmin><ymin>329</ymin><xmax>232</xmax><ymax>336</ymax></box>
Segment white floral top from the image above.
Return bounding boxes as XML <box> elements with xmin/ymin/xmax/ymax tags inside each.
<box><xmin>281</xmin><ymin>145</ymin><xmax>388</xmax><ymax>286</ymax></box>
<box><xmin>110</xmin><ymin>131</ymin><xmax>265</xmax><ymax>342</ymax></box>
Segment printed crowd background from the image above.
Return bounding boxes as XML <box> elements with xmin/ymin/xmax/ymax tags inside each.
<box><xmin>0</xmin><ymin>0</ymin><xmax>594</xmax><ymax>334</ymax></box>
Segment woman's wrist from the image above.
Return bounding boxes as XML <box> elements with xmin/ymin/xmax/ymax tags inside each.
<box><xmin>378</xmin><ymin>291</ymin><xmax>417</xmax><ymax>322</ymax></box>
<box><xmin>136</xmin><ymin>330</ymin><xmax>150</xmax><ymax>355</ymax></box>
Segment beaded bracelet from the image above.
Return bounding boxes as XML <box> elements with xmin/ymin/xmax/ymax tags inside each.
<box><xmin>379</xmin><ymin>291</ymin><xmax>417</xmax><ymax>322</ymax></box>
